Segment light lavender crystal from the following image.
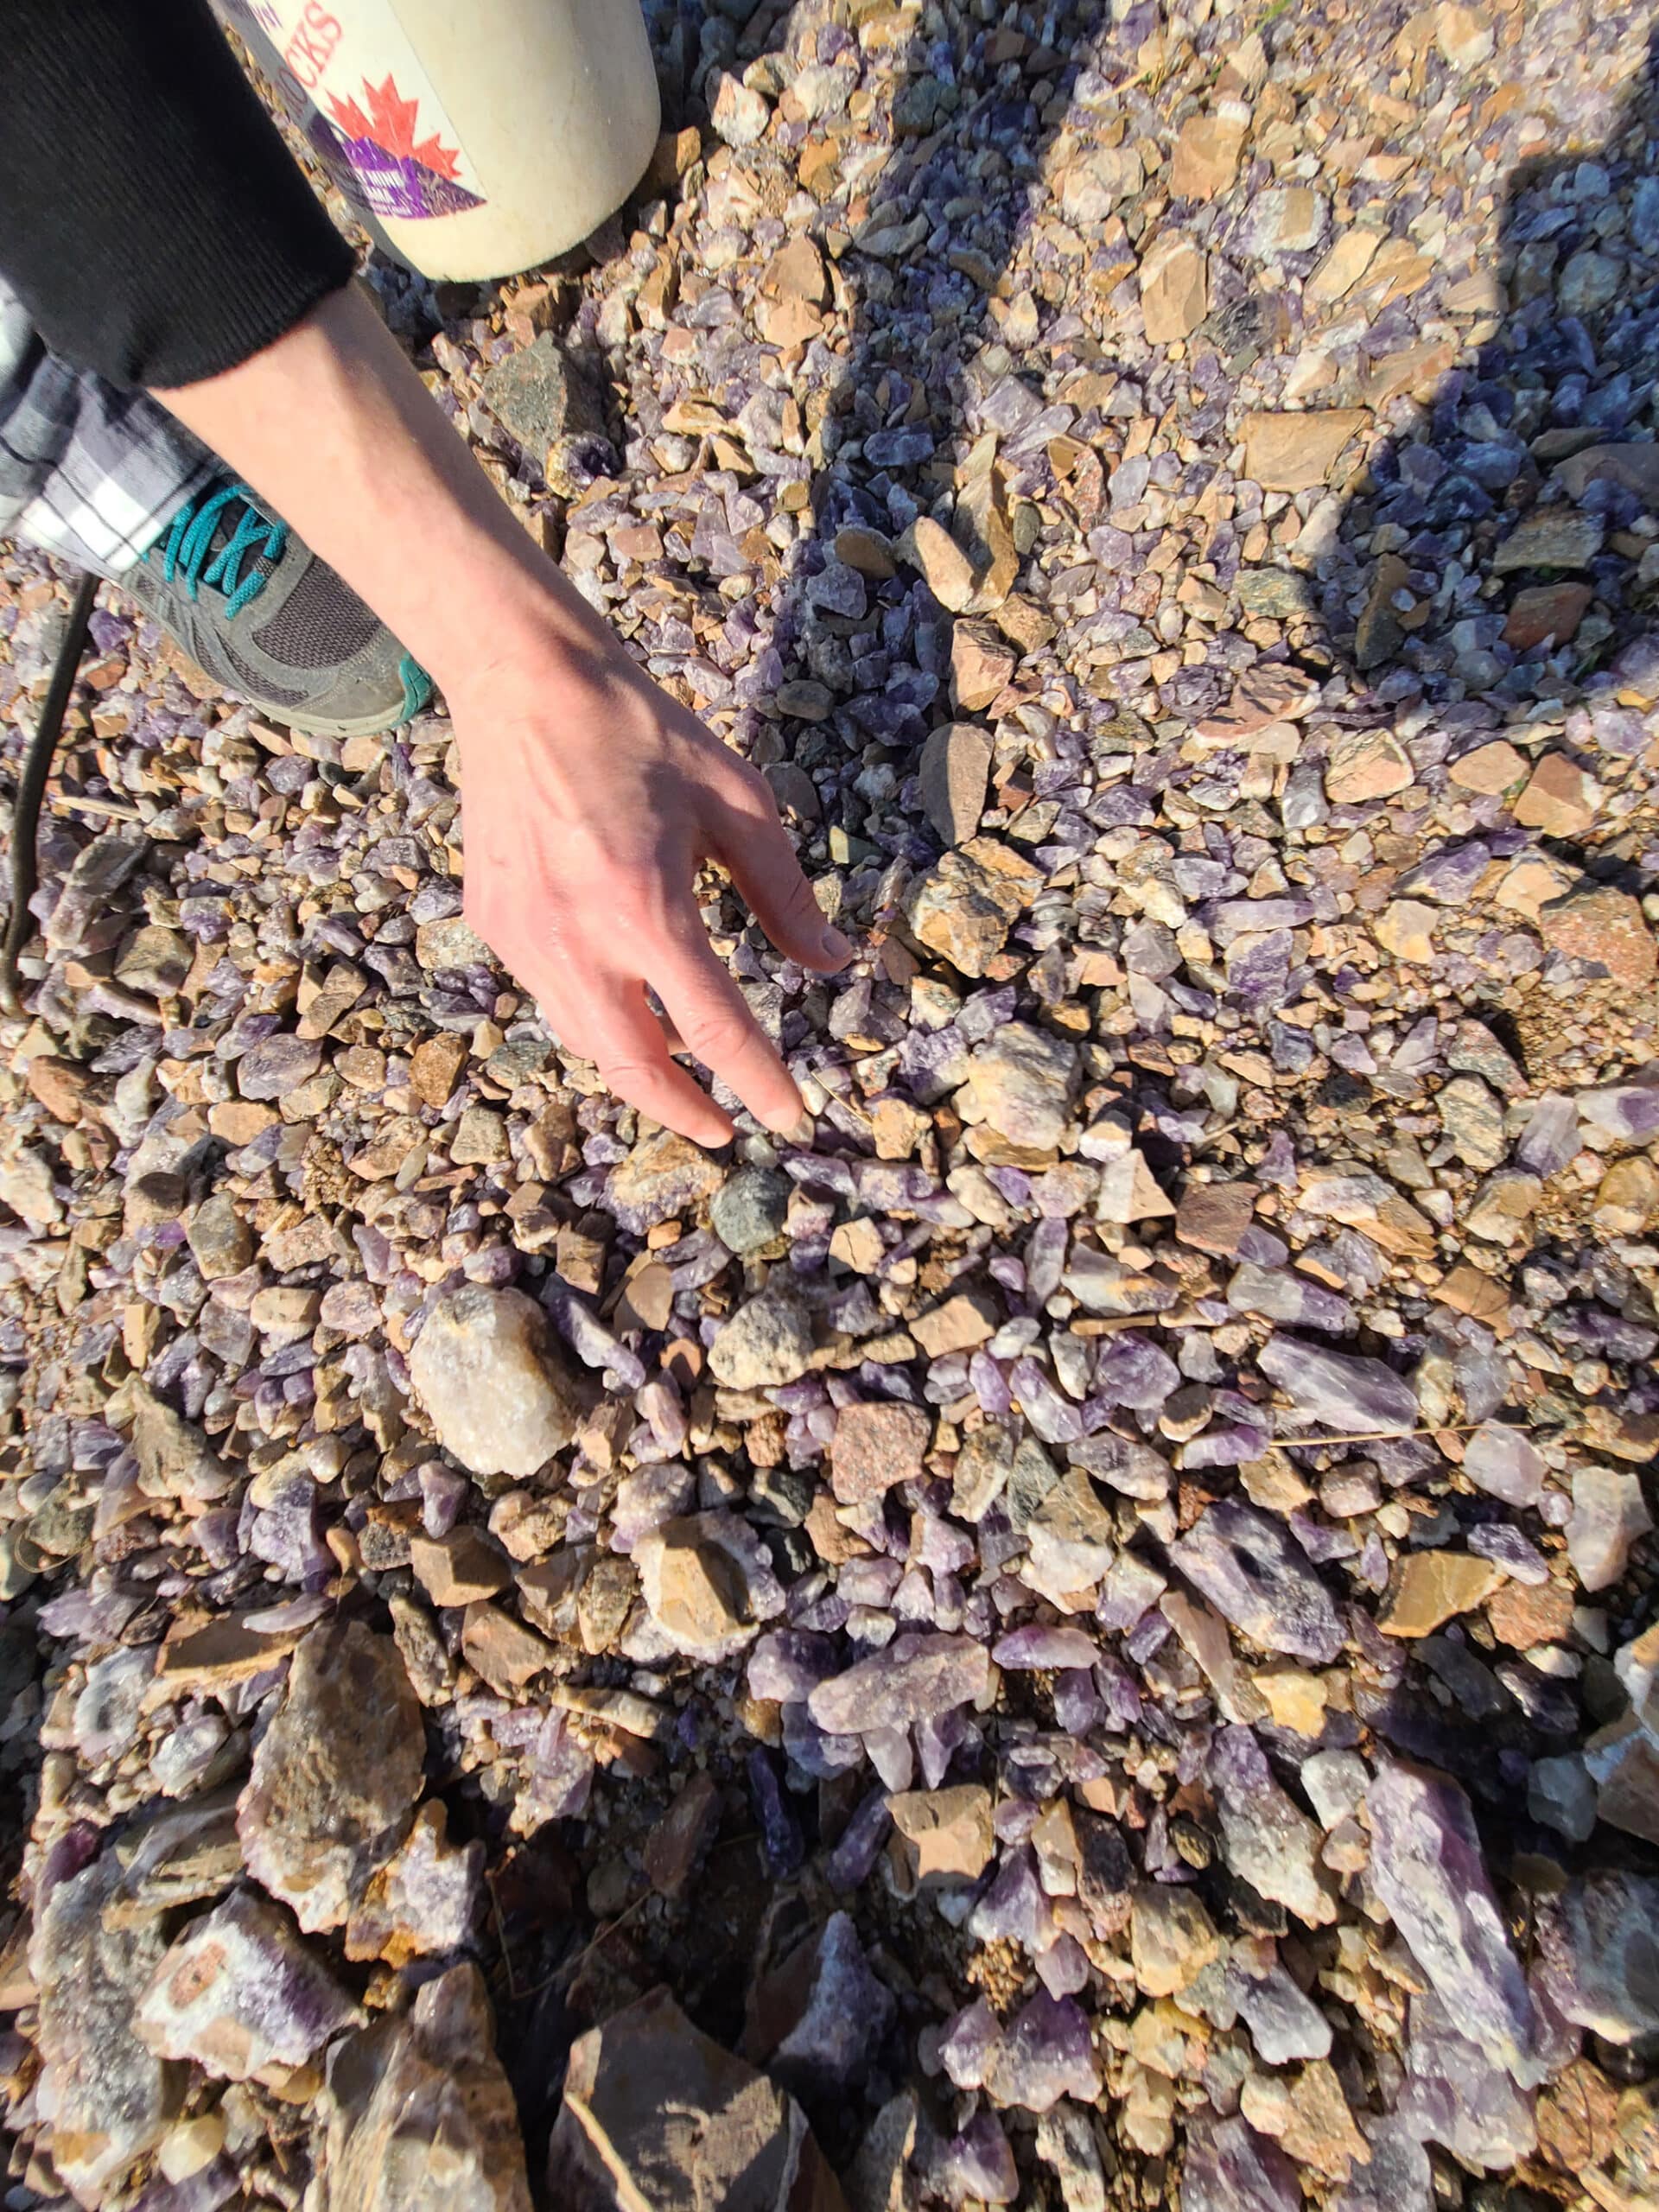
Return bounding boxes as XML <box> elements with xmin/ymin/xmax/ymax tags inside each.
<box><xmin>1258</xmin><ymin>1336</ymin><xmax>1419</xmax><ymax>1435</ymax></box>
<box><xmin>1232</xmin><ymin>1960</ymin><xmax>1333</xmax><ymax>2063</ymax></box>
<box><xmin>806</xmin><ymin>1632</ymin><xmax>990</xmax><ymax>1738</ymax></box>
<box><xmin>1398</xmin><ymin>1991</ymin><xmax>1538</xmax><ymax>2170</ymax></box>
<box><xmin>982</xmin><ymin>1993</ymin><xmax>1102</xmax><ymax>2113</ymax></box>
<box><xmin>1227</xmin><ymin>1262</ymin><xmax>1354</xmax><ymax>1334</ymax></box>
<box><xmin>992</xmin><ymin>1624</ymin><xmax>1099</xmax><ymax>1670</ymax></box>
<box><xmin>1514</xmin><ymin>1093</ymin><xmax>1581</xmax><ymax>1176</ymax></box>
<box><xmin>1170</xmin><ymin>1502</ymin><xmax>1344</xmax><ymax>1663</ymax></box>
<box><xmin>1461</xmin><ymin>1422</ymin><xmax>1546</xmax><ymax>1507</ymax></box>
<box><xmin>1365</xmin><ymin>1761</ymin><xmax>1541</xmax><ymax>2084</ymax></box>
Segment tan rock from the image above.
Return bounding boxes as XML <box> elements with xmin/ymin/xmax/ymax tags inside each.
<box><xmin>1140</xmin><ymin>234</ymin><xmax>1209</xmax><ymax>345</ymax></box>
<box><xmin>1306</xmin><ymin>229</ymin><xmax>1381</xmax><ymax>304</ymax></box>
<box><xmin>1487</xmin><ymin>1577</ymin><xmax>1574</xmax><ymax>1649</ymax></box>
<box><xmin>887</xmin><ymin>1784</ymin><xmax>995</xmax><ymax>1883</ymax></box>
<box><xmin>307</xmin><ymin>1965</ymin><xmax>532</xmax><ymax>2212</ymax></box>
<box><xmin>644</xmin><ymin>1772</ymin><xmax>721</xmax><ymax>1898</ymax></box>
<box><xmin>829</xmin><ymin>1217</ymin><xmax>886</xmax><ymax>1273</ymax></box>
<box><xmin>1379</xmin><ymin>1550</ymin><xmax>1504</xmax><ymax>1637</ymax></box>
<box><xmin>1251</xmin><ymin>1664</ymin><xmax>1330</xmax><ymax>1736</ymax></box>
<box><xmin>834</xmin><ymin>525</ymin><xmax>895</xmax><ymax>579</ymax></box>
<box><xmin>153</xmin><ymin>1611</ymin><xmax>308</xmax><ymax>1694</ymax></box>
<box><xmin>830</xmin><ymin>1400</ymin><xmax>931</xmax><ymax>1504</ymax></box>
<box><xmin>1324</xmin><ymin>726</ymin><xmax>1413</xmax><ymax>804</ymax></box>
<box><xmin>902</xmin><ymin>516</ymin><xmax>978</xmax><ymax>612</ymax></box>
<box><xmin>1242</xmin><ymin>409</ymin><xmax>1370</xmax><ymax>493</ymax></box>
<box><xmin>911</xmin><ymin>1293</ymin><xmax>998</xmax><ymax>1357</ymax></box>
<box><xmin>950</xmin><ymin>625</ymin><xmax>1016</xmax><ymax>712</ymax></box>
<box><xmin>1495</xmin><ymin>853</ymin><xmax>1578</xmax><ymax>920</ymax></box>
<box><xmin>410</xmin><ymin>1526</ymin><xmax>512</xmax><ymax>1607</ymax></box>
<box><xmin>1130</xmin><ymin>1885</ymin><xmax>1222</xmax><ymax>1997</ymax></box>
<box><xmin>1096</xmin><ymin>1148</ymin><xmax>1176</xmax><ymax>1224</ymax></box>
<box><xmin>1175</xmin><ymin>1179</ymin><xmax>1255</xmax><ymax>1255</ymax></box>
<box><xmin>1435</xmin><ymin>3</ymin><xmax>1495</xmax><ymax>67</ymax></box>
<box><xmin>1554</xmin><ymin>442</ymin><xmax>1659</xmax><ymax>507</ymax></box>
<box><xmin>1058</xmin><ymin>143</ymin><xmax>1146</xmax><ymax>225</ymax></box>
<box><xmin>1514</xmin><ymin>752</ymin><xmax>1603</xmax><ymax>837</ymax></box>
<box><xmin>548</xmin><ymin>1988</ymin><xmax>844</xmax><ymax>2212</ymax></box>
<box><xmin>1242</xmin><ymin>2058</ymin><xmax>1370</xmax><ymax>2183</ymax></box>
<box><xmin>903</xmin><ymin>838</ymin><xmax>1042</xmax><ymax>977</ymax></box>
<box><xmin>1365</xmin><ymin>237</ymin><xmax>1434</xmax><ymax>303</ymax></box>
<box><xmin>410</xmin><ymin>1032</ymin><xmax>468</xmax><ymax>1109</ymax></box>
<box><xmin>1354</xmin><ymin>553</ymin><xmax>1413</xmax><ymax>671</ymax></box>
<box><xmin>461</xmin><ymin>1601</ymin><xmax>557</xmax><ymax>1694</ymax></box>
<box><xmin>1375</xmin><ymin>899</ymin><xmax>1438</xmax><ymax>963</ymax></box>
<box><xmin>1170</xmin><ymin>112</ymin><xmax>1248</xmax><ymax>200</ymax></box>
<box><xmin>209</xmin><ymin>1098</ymin><xmax>278</xmax><ymax>1145</ymax></box>
<box><xmin>1448</xmin><ymin>739</ymin><xmax>1527</xmax><ymax>794</ymax></box>
<box><xmin>1595</xmin><ymin>1156</ymin><xmax>1659</xmax><ymax>1236</ymax></box>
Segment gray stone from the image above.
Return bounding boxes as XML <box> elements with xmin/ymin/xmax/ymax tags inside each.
<box><xmin>480</xmin><ymin>331</ymin><xmax>606</xmax><ymax>457</ymax></box>
<box><xmin>711</xmin><ymin>1165</ymin><xmax>793</xmax><ymax>1254</ymax></box>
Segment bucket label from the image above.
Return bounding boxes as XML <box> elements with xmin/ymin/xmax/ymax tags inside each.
<box><xmin>217</xmin><ymin>0</ymin><xmax>486</xmax><ymax>219</ymax></box>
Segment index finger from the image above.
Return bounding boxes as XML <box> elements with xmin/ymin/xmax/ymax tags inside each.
<box><xmin>651</xmin><ymin>930</ymin><xmax>805</xmax><ymax>1140</ymax></box>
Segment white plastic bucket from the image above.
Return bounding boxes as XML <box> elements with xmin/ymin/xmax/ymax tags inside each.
<box><xmin>215</xmin><ymin>0</ymin><xmax>661</xmax><ymax>282</ymax></box>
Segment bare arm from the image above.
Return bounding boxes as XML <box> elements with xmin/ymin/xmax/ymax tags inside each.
<box><xmin>154</xmin><ymin>282</ymin><xmax>847</xmax><ymax>1145</ymax></box>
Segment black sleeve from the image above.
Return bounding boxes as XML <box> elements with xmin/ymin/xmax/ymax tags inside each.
<box><xmin>0</xmin><ymin>0</ymin><xmax>357</xmax><ymax>389</ymax></box>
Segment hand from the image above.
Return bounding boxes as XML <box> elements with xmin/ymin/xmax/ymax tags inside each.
<box><xmin>450</xmin><ymin>635</ymin><xmax>850</xmax><ymax>1148</ymax></box>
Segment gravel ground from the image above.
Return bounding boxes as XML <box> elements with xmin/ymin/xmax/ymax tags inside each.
<box><xmin>3</xmin><ymin>0</ymin><xmax>1659</xmax><ymax>2207</ymax></box>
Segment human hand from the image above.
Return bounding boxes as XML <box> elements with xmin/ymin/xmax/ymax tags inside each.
<box><xmin>450</xmin><ymin>636</ymin><xmax>850</xmax><ymax>1147</ymax></box>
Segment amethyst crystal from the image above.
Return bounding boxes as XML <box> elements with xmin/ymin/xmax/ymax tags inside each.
<box><xmin>983</xmin><ymin>1993</ymin><xmax>1102</xmax><ymax>2113</ymax></box>
<box><xmin>1258</xmin><ymin>1337</ymin><xmax>1418</xmax><ymax>1434</ymax></box>
<box><xmin>807</xmin><ymin>1633</ymin><xmax>991</xmax><ymax>1736</ymax></box>
<box><xmin>1170</xmin><ymin>1502</ymin><xmax>1345</xmax><ymax>1663</ymax></box>
<box><xmin>1461</xmin><ymin>1422</ymin><xmax>1547</xmax><ymax>1507</ymax></box>
<box><xmin>1365</xmin><ymin>1760</ymin><xmax>1541</xmax><ymax>2083</ymax></box>
<box><xmin>1179</xmin><ymin>2116</ymin><xmax>1302</xmax><ymax>2212</ymax></box>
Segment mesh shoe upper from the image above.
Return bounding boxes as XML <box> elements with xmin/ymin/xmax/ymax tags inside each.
<box><xmin>123</xmin><ymin>477</ymin><xmax>430</xmax><ymax>738</ymax></box>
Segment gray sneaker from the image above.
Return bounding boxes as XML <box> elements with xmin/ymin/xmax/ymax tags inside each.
<box><xmin>122</xmin><ymin>476</ymin><xmax>431</xmax><ymax>738</ymax></box>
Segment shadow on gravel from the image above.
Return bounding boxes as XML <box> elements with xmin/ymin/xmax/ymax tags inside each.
<box><xmin>1319</xmin><ymin>29</ymin><xmax>1659</xmax><ymax>872</ymax></box>
<box><xmin>1342</xmin><ymin>28</ymin><xmax>1659</xmax><ymax>705</ymax></box>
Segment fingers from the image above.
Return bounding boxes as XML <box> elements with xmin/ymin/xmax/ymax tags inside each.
<box><xmin>652</xmin><ymin>927</ymin><xmax>807</xmax><ymax>1140</ymax></box>
<box><xmin>712</xmin><ymin>779</ymin><xmax>853</xmax><ymax>973</ymax></box>
<box><xmin>562</xmin><ymin>977</ymin><xmax>736</xmax><ymax>1149</ymax></box>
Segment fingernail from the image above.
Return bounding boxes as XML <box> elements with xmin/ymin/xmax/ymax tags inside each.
<box><xmin>762</xmin><ymin>1103</ymin><xmax>815</xmax><ymax>1144</ymax></box>
<box><xmin>819</xmin><ymin>925</ymin><xmax>853</xmax><ymax>964</ymax></box>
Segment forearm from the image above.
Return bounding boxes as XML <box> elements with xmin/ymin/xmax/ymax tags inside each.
<box><xmin>152</xmin><ymin>282</ymin><xmax>607</xmax><ymax>703</ymax></box>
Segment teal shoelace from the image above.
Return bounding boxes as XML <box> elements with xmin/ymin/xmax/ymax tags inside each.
<box><xmin>148</xmin><ymin>481</ymin><xmax>288</xmax><ymax>618</ymax></box>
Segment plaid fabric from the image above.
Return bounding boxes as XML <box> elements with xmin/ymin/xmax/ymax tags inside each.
<box><xmin>0</xmin><ymin>278</ymin><xmax>217</xmax><ymax>575</ymax></box>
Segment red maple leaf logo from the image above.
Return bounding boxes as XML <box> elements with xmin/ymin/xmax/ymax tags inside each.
<box><xmin>325</xmin><ymin>90</ymin><xmax>373</xmax><ymax>140</ymax></box>
<box><xmin>327</xmin><ymin>74</ymin><xmax>462</xmax><ymax>179</ymax></box>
